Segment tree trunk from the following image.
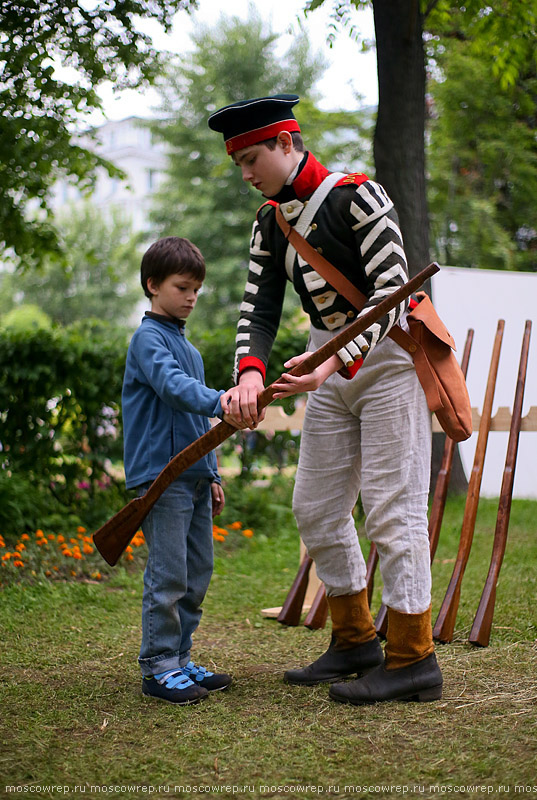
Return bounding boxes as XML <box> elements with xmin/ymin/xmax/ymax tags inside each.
<box><xmin>372</xmin><ymin>0</ymin><xmax>430</xmax><ymax>279</ymax></box>
<box><xmin>372</xmin><ymin>0</ymin><xmax>468</xmax><ymax>494</ymax></box>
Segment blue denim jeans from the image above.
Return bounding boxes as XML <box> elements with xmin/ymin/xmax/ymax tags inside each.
<box><xmin>137</xmin><ymin>477</ymin><xmax>214</xmax><ymax>677</ymax></box>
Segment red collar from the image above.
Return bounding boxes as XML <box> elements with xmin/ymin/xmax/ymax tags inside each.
<box><xmin>292</xmin><ymin>152</ymin><xmax>331</xmax><ymax>198</ymax></box>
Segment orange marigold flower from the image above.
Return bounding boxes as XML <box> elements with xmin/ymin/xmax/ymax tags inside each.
<box><xmin>2</xmin><ymin>553</ymin><xmax>11</xmax><ymax>561</ymax></box>
<box><xmin>77</xmin><ymin>526</ymin><xmax>86</xmax><ymax>534</ymax></box>
<box><xmin>242</xmin><ymin>529</ymin><xmax>254</xmax><ymax>538</ymax></box>
<box><xmin>71</xmin><ymin>570</ymin><xmax>77</xmax><ymax>576</ymax></box>
<box><xmin>229</xmin><ymin>521</ymin><xmax>242</xmax><ymax>530</ymax></box>
<box><xmin>37</xmin><ymin>539</ymin><xmax>46</xmax><ymax>547</ymax></box>
<box><xmin>63</xmin><ymin>549</ymin><xmax>73</xmax><ymax>558</ymax></box>
<box><xmin>125</xmin><ymin>553</ymin><xmax>134</xmax><ymax>562</ymax></box>
<box><xmin>15</xmin><ymin>543</ymin><xmax>25</xmax><ymax>551</ymax></box>
<box><xmin>45</xmin><ymin>570</ymin><xmax>52</xmax><ymax>577</ymax></box>
<box><xmin>57</xmin><ymin>535</ymin><xmax>65</xmax><ymax>544</ymax></box>
<box><xmin>213</xmin><ymin>533</ymin><xmax>226</xmax><ymax>542</ymax></box>
<box><xmin>70</xmin><ymin>538</ymin><xmax>78</xmax><ymax>544</ymax></box>
<box><xmin>73</xmin><ymin>552</ymin><xmax>82</xmax><ymax>560</ymax></box>
<box><xmin>83</xmin><ymin>544</ymin><xmax>93</xmax><ymax>555</ymax></box>
<box><xmin>53</xmin><ymin>566</ymin><xmax>59</xmax><ymax>571</ymax></box>
<box><xmin>14</xmin><ymin>560</ymin><xmax>24</xmax><ymax>568</ymax></box>
<box><xmin>21</xmin><ymin>534</ymin><xmax>30</xmax><ymax>541</ymax></box>
<box><xmin>35</xmin><ymin>529</ymin><xmax>44</xmax><ymax>537</ymax></box>
<box><xmin>48</xmin><ymin>534</ymin><xmax>55</xmax><ymax>540</ymax></box>
<box><xmin>126</xmin><ymin>545</ymin><xmax>133</xmax><ymax>553</ymax></box>
<box><xmin>91</xmin><ymin>571</ymin><xmax>102</xmax><ymax>580</ymax></box>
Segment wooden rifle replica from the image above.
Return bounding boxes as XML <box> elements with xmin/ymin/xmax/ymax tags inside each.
<box><xmin>433</xmin><ymin>319</ymin><xmax>505</xmax><ymax>643</ymax></box>
<box><xmin>93</xmin><ymin>262</ymin><xmax>440</xmax><ymax>567</ymax></box>
<box><xmin>469</xmin><ymin>320</ymin><xmax>532</xmax><ymax>647</ymax></box>
<box><xmin>373</xmin><ymin>328</ymin><xmax>475</xmax><ymax>638</ymax></box>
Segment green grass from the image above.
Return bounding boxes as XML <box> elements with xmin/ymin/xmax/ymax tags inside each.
<box><xmin>1</xmin><ymin>496</ymin><xmax>536</xmax><ymax>800</ymax></box>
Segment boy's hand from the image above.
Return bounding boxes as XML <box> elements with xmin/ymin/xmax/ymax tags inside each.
<box><xmin>221</xmin><ymin>385</ymin><xmax>259</xmax><ymax>429</ymax></box>
<box><xmin>211</xmin><ymin>482</ymin><xmax>225</xmax><ymax>517</ymax></box>
<box><xmin>222</xmin><ymin>369</ymin><xmax>266</xmax><ymax>429</ymax></box>
<box><xmin>271</xmin><ymin>353</ymin><xmax>342</xmax><ymax>399</ymax></box>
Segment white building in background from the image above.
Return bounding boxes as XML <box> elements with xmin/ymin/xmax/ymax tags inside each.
<box><xmin>51</xmin><ymin>117</ymin><xmax>168</xmax><ymax>232</ymax></box>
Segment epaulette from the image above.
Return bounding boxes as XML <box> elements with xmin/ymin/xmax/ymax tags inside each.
<box><xmin>256</xmin><ymin>200</ymin><xmax>278</xmax><ymax>221</ymax></box>
<box><xmin>334</xmin><ymin>172</ymin><xmax>369</xmax><ymax>188</ymax></box>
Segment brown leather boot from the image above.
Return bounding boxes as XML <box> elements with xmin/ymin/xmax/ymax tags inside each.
<box><xmin>385</xmin><ymin>605</ymin><xmax>435</xmax><ymax>669</ymax></box>
<box><xmin>329</xmin><ymin>606</ymin><xmax>442</xmax><ymax>704</ymax></box>
<box><xmin>284</xmin><ymin>589</ymin><xmax>383</xmax><ymax>686</ymax></box>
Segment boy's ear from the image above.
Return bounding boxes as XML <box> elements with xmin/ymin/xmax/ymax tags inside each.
<box><xmin>276</xmin><ymin>130</ymin><xmax>293</xmax><ymax>153</ymax></box>
<box><xmin>146</xmin><ymin>276</ymin><xmax>159</xmax><ymax>297</ymax></box>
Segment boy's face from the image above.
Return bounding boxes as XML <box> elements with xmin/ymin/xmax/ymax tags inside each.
<box><xmin>233</xmin><ymin>133</ymin><xmax>302</xmax><ymax>197</ymax></box>
<box><xmin>147</xmin><ymin>273</ymin><xmax>202</xmax><ymax>320</ymax></box>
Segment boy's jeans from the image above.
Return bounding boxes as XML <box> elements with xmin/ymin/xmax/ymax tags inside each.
<box><xmin>137</xmin><ymin>477</ymin><xmax>213</xmax><ymax>678</ymax></box>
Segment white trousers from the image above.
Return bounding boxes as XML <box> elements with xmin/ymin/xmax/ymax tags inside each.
<box><xmin>292</xmin><ymin>326</ymin><xmax>432</xmax><ymax>614</ymax></box>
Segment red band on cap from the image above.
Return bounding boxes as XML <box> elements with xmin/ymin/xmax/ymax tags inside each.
<box><xmin>226</xmin><ymin>119</ymin><xmax>301</xmax><ymax>154</ymax></box>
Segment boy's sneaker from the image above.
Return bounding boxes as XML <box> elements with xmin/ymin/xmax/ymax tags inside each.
<box><xmin>142</xmin><ymin>670</ymin><xmax>209</xmax><ymax>705</ymax></box>
<box><xmin>181</xmin><ymin>660</ymin><xmax>232</xmax><ymax>692</ymax></box>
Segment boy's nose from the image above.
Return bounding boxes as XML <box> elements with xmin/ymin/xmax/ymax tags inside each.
<box><xmin>241</xmin><ymin>165</ymin><xmax>253</xmax><ymax>182</ymax></box>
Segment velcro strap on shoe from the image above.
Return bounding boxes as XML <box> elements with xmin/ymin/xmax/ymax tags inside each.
<box><xmin>183</xmin><ymin>660</ymin><xmax>214</xmax><ymax>681</ymax></box>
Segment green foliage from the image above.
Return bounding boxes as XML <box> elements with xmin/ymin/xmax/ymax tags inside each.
<box><xmin>214</xmin><ymin>473</ymin><xmax>297</xmax><ymax>543</ymax></box>
<box><xmin>0</xmin><ymin>0</ymin><xmax>197</xmax><ymax>268</ymax></box>
<box><xmin>0</xmin><ymin>320</ymin><xmax>129</xmax><ymax>533</ymax></box>
<box><xmin>149</xmin><ymin>9</ymin><xmax>370</xmax><ymax>335</ymax></box>
<box><xmin>427</xmin><ymin>37</ymin><xmax>537</xmax><ymax>270</ymax></box>
<box><xmin>0</xmin><ymin>204</ymin><xmax>143</xmax><ymax>327</ymax></box>
<box><xmin>1</xmin><ymin>304</ymin><xmax>53</xmax><ymax>332</ymax></box>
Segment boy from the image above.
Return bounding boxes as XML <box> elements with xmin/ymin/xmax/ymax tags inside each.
<box><xmin>208</xmin><ymin>94</ymin><xmax>443</xmax><ymax>705</ymax></box>
<box><xmin>122</xmin><ymin>236</ymin><xmax>244</xmax><ymax>705</ymax></box>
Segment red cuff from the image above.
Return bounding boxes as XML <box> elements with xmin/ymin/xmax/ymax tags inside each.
<box><xmin>338</xmin><ymin>357</ymin><xmax>363</xmax><ymax>380</ymax></box>
<box><xmin>238</xmin><ymin>356</ymin><xmax>266</xmax><ymax>382</ymax></box>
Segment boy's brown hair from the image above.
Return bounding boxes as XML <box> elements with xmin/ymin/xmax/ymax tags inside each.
<box><xmin>141</xmin><ymin>237</ymin><xmax>206</xmax><ymax>299</ymax></box>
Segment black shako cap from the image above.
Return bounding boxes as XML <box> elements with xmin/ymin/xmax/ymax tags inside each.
<box><xmin>207</xmin><ymin>94</ymin><xmax>300</xmax><ymax>154</ymax></box>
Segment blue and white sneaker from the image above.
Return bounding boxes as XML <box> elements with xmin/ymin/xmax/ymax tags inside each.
<box><xmin>142</xmin><ymin>669</ymin><xmax>209</xmax><ymax>705</ymax></box>
<box><xmin>181</xmin><ymin>661</ymin><xmax>232</xmax><ymax>692</ymax></box>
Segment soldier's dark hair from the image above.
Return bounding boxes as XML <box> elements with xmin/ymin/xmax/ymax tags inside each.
<box><xmin>261</xmin><ymin>131</ymin><xmax>305</xmax><ymax>152</ymax></box>
<box><xmin>141</xmin><ymin>237</ymin><xmax>206</xmax><ymax>299</ymax></box>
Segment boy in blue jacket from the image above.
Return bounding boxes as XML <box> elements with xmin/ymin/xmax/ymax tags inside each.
<box><xmin>122</xmin><ymin>236</ymin><xmax>244</xmax><ymax>705</ymax></box>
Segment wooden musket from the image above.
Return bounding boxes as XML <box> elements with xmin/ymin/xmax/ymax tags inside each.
<box><xmin>93</xmin><ymin>262</ymin><xmax>440</xmax><ymax>567</ymax></box>
<box><xmin>277</xmin><ymin>554</ymin><xmax>313</xmax><ymax>626</ymax></box>
<box><xmin>469</xmin><ymin>320</ymin><xmax>532</xmax><ymax>647</ymax></box>
<box><xmin>433</xmin><ymin>320</ymin><xmax>505</xmax><ymax>643</ymax></box>
<box><xmin>303</xmin><ymin>583</ymin><xmax>329</xmax><ymax>630</ymax></box>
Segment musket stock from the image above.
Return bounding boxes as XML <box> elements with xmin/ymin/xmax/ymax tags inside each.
<box><xmin>433</xmin><ymin>320</ymin><xmax>505</xmax><ymax>643</ymax></box>
<box><xmin>277</xmin><ymin>555</ymin><xmax>312</xmax><ymax>626</ymax></box>
<box><xmin>93</xmin><ymin>262</ymin><xmax>440</xmax><ymax>566</ymax></box>
<box><xmin>469</xmin><ymin>320</ymin><xmax>532</xmax><ymax>647</ymax></box>
<box><xmin>303</xmin><ymin>583</ymin><xmax>329</xmax><ymax>630</ymax></box>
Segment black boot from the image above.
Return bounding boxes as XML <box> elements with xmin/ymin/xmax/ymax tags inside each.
<box><xmin>329</xmin><ymin>652</ymin><xmax>443</xmax><ymax>704</ymax></box>
<box><xmin>284</xmin><ymin>634</ymin><xmax>383</xmax><ymax>685</ymax></box>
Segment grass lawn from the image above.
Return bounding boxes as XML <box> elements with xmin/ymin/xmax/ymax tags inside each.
<box><xmin>1</xmin><ymin>494</ymin><xmax>536</xmax><ymax>800</ymax></box>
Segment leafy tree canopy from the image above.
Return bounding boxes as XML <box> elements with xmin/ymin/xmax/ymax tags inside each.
<box><xmin>428</xmin><ymin>39</ymin><xmax>537</xmax><ymax>270</ymax></box>
<box><xmin>0</xmin><ymin>204</ymin><xmax>143</xmax><ymax>327</ymax></box>
<box><xmin>0</xmin><ymin>0</ymin><xmax>196</xmax><ymax>268</ymax></box>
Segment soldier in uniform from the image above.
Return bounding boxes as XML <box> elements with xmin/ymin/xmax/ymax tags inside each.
<box><xmin>208</xmin><ymin>94</ymin><xmax>443</xmax><ymax>705</ymax></box>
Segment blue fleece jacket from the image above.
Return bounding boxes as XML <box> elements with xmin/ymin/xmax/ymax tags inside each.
<box><xmin>122</xmin><ymin>313</ymin><xmax>224</xmax><ymax>490</ymax></box>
